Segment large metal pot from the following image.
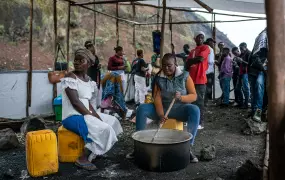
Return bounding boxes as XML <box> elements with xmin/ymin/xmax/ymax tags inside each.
<box><xmin>132</xmin><ymin>129</ymin><xmax>192</xmax><ymax>172</ymax></box>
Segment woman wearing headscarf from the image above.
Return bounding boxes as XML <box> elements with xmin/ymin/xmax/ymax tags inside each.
<box><xmin>61</xmin><ymin>48</ymin><xmax>123</xmax><ymax>170</ymax></box>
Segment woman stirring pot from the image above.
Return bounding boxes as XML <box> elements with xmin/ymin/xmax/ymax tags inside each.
<box><xmin>127</xmin><ymin>53</ymin><xmax>200</xmax><ymax>163</ymax></box>
<box><xmin>61</xmin><ymin>49</ymin><xmax>123</xmax><ymax>170</ymax></box>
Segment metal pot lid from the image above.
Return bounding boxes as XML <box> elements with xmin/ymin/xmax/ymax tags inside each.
<box><xmin>132</xmin><ymin>129</ymin><xmax>192</xmax><ymax>145</ymax></box>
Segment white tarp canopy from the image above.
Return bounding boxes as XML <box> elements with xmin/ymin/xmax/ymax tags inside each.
<box><xmin>138</xmin><ymin>0</ymin><xmax>265</xmax><ymax>14</ymax></box>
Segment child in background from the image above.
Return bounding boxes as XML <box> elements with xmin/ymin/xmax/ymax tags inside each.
<box><xmin>220</xmin><ymin>48</ymin><xmax>233</xmax><ymax>106</ymax></box>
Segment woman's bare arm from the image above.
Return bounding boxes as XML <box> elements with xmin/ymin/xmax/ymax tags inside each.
<box><xmin>89</xmin><ymin>103</ymin><xmax>102</xmax><ymax>121</ymax></box>
<box><xmin>65</xmin><ymin>87</ymin><xmax>92</xmax><ymax>116</ymax></box>
<box><xmin>180</xmin><ymin>76</ymin><xmax>197</xmax><ymax>103</ymax></box>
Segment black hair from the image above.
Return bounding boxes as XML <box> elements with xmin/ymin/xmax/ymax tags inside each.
<box><xmin>84</xmin><ymin>40</ymin><xmax>93</xmax><ymax>49</ymax></box>
<box><xmin>222</xmin><ymin>47</ymin><xmax>231</xmax><ymax>57</ymax></box>
<box><xmin>151</xmin><ymin>53</ymin><xmax>176</xmax><ymax>97</ymax></box>
<box><xmin>232</xmin><ymin>47</ymin><xmax>239</xmax><ymax>53</ymax></box>
<box><xmin>239</xmin><ymin>42</ymin><xmax>247</xmax><ymax>48</ymax></box>
<box><xmin>223</xmin><ymin>47</ymin><xmax>230</xmax><ymax>52</ymax></box>
<box><xmin>137</xmin><ymin>49</ymin><xmax>143</xmax><ymax>57</ymax></box>
<box><xmin>114</xmin><ymin>46</ymin><xmax>123</xmax><ymax>53</ymax></box>
<box><xmin>183</xmin><ymin>44</ymin><xmax>189</xmax><ymax>49</ymax></box>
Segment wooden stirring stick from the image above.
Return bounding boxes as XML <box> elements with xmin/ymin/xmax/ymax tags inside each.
<box><xmin>151</xmin><ymin>98</ymin><xmax>176</xmax><ymax>143</ymax></box>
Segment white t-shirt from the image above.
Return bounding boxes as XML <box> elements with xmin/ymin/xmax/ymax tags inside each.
<box><xmin>206</xmin><ymin>46</ymin><xmax>215</xmax><ymax>74</ymax></box>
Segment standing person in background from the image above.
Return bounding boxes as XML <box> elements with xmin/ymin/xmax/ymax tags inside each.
<box><xmin>204</xmin><ymin>38</ymin><xmax>216</xmax><ymax>106</ymax></box>
<box><xmin>237</xmin><ymin>42</ymin><xmax>251</xmax><ymax>109</ymax></box>
<box><xmin>133</xmin><ymin>49</ymin><xmax>149</xmax><ymax>107</ymax></box>
<box><xmin>248</xmin><ymin>28</ymin><xmax>268</xmax><ymax>122</ymax></box>
<box><xmin>232</xmin><ymin>47</ymin><xmax>243</xmax><ymax>107</ymax></box>
<box><xmin>186</xmin><ymin>31</ymin><xmax>210</xmax><ymax>130</ymax></box>
<box><xmin>151</xmin><ymin>52</ymin><xmax>160</xmax><ymax>80</ymax></box>
<box><xmin>172</xmin><ymin>44</ymin><xmax>190</xmax><ymax>71</ymax></box>
<box><xmin>151</xmin><ymin>51</ymin><xmax>161</xmax><ymax>78</ymax></box>
<box><xmin>215</xmin><ymin>42</ymin><xmax>225</xmax><ymax>71</ymax></box>
<box><xmin>85</xmin><ymin>41</ymin><xmax>101</xmax><ymax>87</ymax></box>
<box><xmin>85</xmin><ymin>40</ymin><xmax>102</xmax><ymax>109</ymax></box>
<box><xmin>219</xmin><ymin>48</ymin><xmax>233</xmax><ymax>106</ymax></box>
<box><xmin>108</xmin><ymin>46</ymin><xmax>126</xmax><ymax>92</ymax></box>
<box><xmin>215</xmin><ymin>42</ymin><xmax>225</xmax><ymax>103</ymax></box>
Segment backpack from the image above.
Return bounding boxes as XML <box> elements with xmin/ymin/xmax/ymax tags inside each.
<box><xmin>131</xmin><ymin>58</ymin><xmax>139</xmax><ymax>74</ymax></box>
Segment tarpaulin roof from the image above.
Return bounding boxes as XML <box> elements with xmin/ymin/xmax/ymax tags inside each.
<box><xmin>137</xmin><ymin>0</ymin><xmax>265</xmax><ymax>14</ymax></box>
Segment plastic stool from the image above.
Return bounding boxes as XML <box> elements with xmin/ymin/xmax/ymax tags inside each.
<box><xmin>162</xmin><ymin>119</ymin><xmax>183</xmax><ymax>131</ymax></box>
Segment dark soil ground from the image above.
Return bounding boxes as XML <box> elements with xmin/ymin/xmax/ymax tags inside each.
<box><xmin>0</xmin><ymin>103</ymin><xmax>265</xmax><ymax>180</ymax></box>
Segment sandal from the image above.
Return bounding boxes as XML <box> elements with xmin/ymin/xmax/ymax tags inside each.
<box><xmin>75</xmin><ymin>160</ymin><xmax>97</xmax><ymax>171</ymax></box>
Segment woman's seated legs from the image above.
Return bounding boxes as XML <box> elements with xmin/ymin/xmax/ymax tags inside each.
<box><xmin>136</xmin><ymin>103</ymin><xmax>160</xmax><ymax>131</ymax></box>
<box><xmin>168</xmin><ymin>104</ymin><xmax>200</xmax><ymax>145</ymax></box>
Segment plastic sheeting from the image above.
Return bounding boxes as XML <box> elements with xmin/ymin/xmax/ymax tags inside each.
<box><xmin>0</xmin><ymin>71</ymin><xmax>135</xmax><ymax>119</ymax></box>
<box><xmin>138</xmin><ymin>0</ymin><xmax>265</xmax><ymax>14</ymax></box>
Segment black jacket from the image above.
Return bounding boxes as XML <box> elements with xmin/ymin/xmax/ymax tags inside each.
<box><xmin>248</xmin><ymin>48</ymin><xmax>268</xmax><ymax>77</ymax></box>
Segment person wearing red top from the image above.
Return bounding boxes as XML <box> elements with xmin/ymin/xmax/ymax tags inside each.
<box><xmin>185</xmin><ymin>31</ymin><xmax>210</xmax><ymax>130</ymax></box>
<box><xmin>107</xmin><ymin>46</ymin><xmax>126</xmax><ymax>91</ymax></box>
<box><xmin>108</xmin><ymin>46</ymin><xmax>125</xmax><ymax>71</ymax></box>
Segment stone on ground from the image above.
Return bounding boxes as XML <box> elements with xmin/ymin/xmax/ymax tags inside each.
<box><xmin>200</xmin><ymin>145</ymin><xmax>216</xmax><ymax>161</ymax></box>
<box><xmin>3</xmin><ymin>169</ymin><xmax>14</xmax><ymax>179</ymax></box>
<box><xmin>242</xmin><ymin>118</ymin><xmax>267</xmax><ymax>135</ymax></box>
<box><xmin>0</xmin><ymin>128</ymin><xmax>19</xmax><ymax>150</ymax></box>
<box><xmin>235</xmin><ymin>160</ymin><xmax>262</xmax><ymax>180</ymax></box>
<box><xmin>20</xmin><ymin>115</ymin><xmax>47</xmax><ymax>134</ymax></box>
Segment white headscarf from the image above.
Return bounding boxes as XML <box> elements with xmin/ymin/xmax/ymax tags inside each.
<box><xmin>194</xmin><ymin>31</ymin><xmax>205</xmax><ymax>38</ymax></box>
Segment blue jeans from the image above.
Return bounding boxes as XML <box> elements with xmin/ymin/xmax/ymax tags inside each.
<box><xmin>233</xmin><ymin>74</ymin><xmax>241</xmax><ymax>104</ymax></box>
<box><xmin>136</xmin><ymin>103</ymin><xmax>200</xmax><ymax>145</ymax></box>
<box><xmin>221</xmin><ymin>77</ymin><xmax>231</xmax><ymax>104</ymax></box>
<box><xmin>249</xmin><ymin>72</ymin><xmax>265</xmax><ymax>113</ymax></box>
<box><xmin>236</xmin><ymin>74</ymin><xmax>250</xmax><ymax>106</ymax></box>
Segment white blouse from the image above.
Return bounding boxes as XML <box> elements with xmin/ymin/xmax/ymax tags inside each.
<box><xmin>61</xmin><ymin>77</ymin><xmax>98</xmax><ymax>120</ymax></box>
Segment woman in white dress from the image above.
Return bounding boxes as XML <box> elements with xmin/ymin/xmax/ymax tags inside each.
<box><xmin>61</xmin><ymin>49</ymin><xmax>123</xmax><ymax>170</ymax></box>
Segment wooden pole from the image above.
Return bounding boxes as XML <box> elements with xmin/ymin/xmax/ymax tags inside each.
<box><xmin>54</xmin><ymin>0</ymin><xmax>57</xmax><ymax>59</ymax></box>
<box><xmin>66</xmin><ymin>2</ymin><xmax>71</xmax><ymax>71</ymax></box>
<box><xmin>93</xmin><ymin>0</ymin><xmax>96</xmax><ymax>49</ymax></box>
<box><xmin>116</xmin><ymin>2</ymin><xmax>119</xmax><ymax>46</ymax></box>
<box><xmin>72</xmin><ymin>2</ymin><xmax>137</xmax><ymax>24</ymax></box>
<box><xmin>212</xmin><ymin>14</ymin><xmax>216</xmax><ymax>100</ymax></box>
<box><xmin>265</xmin><ymin>0</ymin><xmax>285</xmax><ymax>179</ymax></box>
<box><xmin>136</xmin><ymin>18</ymin><xmax>265</xmax><ymax>26</ymax></box>
<box><xmin>263</xmin><ymin>129</ymin><xmax>269</xmax><ymax>180</ymax></box>
<box><xmin>132</xmin><ymin>2</ymin><xmax>136</xmax><ymax>56</ymax></box>
<box><xmin>159</xmin><ymin>0</ymin><xmax>166</xmax><ymax>57</ymax></box>
<box><xmin>74</xmin><ymin>0</ymin><xmax>143</xmax><ymax>6</ymax></box>
<box><xmin>193</xmin><ymin>0</ymin><xmax>213</xmax><ymax>13</ymax></box>
<box><xmin>120</xmin><ymin>3</ymin><xmax>264</xmax><ymax>19</ymax></box>
<box><xmin>169</xmin><ymin>9</ymin><xmax>172</xmax><ymax>44</ymax></box>
<box><xmin>53</xmin><ymin>0</ymin><xmax>57</xmax><ymax>100</ymax></box>
<box><xmin>27</xmin><ymin>0</ymin><xmax>34</xmax><ymax>117</ymax></box>
<box><xmin>156</xmin><ymin>0</ymin><xmax>160</xmax><ymax>30</ymax></box>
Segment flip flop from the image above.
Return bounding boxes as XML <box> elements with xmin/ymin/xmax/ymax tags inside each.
<box><xmin>75</xmin><ymin>160</ymin><xmax>97</xmax><ymax>171</ymax></box>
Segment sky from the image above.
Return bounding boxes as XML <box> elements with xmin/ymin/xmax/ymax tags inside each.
<box><xmin>195</xmin><ymin>9</ymin><xmax>267</xmax><ymax>50</ymax></box>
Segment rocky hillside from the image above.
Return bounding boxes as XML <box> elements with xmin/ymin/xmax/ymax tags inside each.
<box><xmin>0</xmin><ymin>0</ymin><xmax>234</xmax><ymax>71</ymax></box>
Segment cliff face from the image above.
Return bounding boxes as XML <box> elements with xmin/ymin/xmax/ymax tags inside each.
<box><xmin>0</xmin><ymin>0</ymin><xmax>234</xmax><ymax>71</ymax></box>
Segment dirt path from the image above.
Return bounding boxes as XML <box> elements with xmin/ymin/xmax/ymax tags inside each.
<box><xmin>0</xmin><ymin>104</ymin><xmax>265</xmax><ymax>180</ymax></box>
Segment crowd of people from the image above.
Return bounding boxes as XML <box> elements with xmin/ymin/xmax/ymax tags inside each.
<box><xmin>59</xmin><ymin>28</ymin><xmax>268</xmax><ymax>170</ymax></box>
